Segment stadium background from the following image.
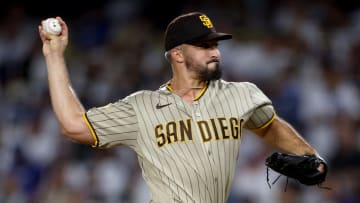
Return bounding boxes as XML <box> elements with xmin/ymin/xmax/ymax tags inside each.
<box><xmin>0</xmin><ymin>0</ymin><xmax>359</xmax><ymax>202</ymax></box>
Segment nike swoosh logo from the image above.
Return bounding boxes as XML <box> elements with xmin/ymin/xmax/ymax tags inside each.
<box><xmin>156</xmin><ymin>103</ymin><xmax>172</xmax><ymax>109</ymax></box>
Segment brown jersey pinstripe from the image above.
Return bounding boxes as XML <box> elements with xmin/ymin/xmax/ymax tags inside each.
<box><xmin>84</xmin><ymin>79</ymin><xmax>275</xmax><ymax>203</ymax></box>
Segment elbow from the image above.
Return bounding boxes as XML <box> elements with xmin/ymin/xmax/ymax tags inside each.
<box><xmin>59</xmin><ymin>123</ymin><xmax>81</xmax><ymax>142</ymax></box>
<box><xmin>59</xmin><ymin>119</ymin><xmax>80</xmax><ymax>137</ymax></box>
<box><xmin>59</xmin><ymin>119</ymin><xmax>94</xmax><ymax>145</ymax></box>
<box><xmin>60</xmin><ymin>125</ymin><xmax>75</xmax><ymax>138</ymax></box>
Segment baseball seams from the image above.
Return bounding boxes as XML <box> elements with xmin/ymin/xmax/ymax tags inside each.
<box><xmin>84</xmin><ymin>79</ymin><xmax>275</xmax><ymax>203</ymax></box>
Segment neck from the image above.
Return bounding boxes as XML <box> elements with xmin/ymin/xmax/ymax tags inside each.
<box><xmin>168</xmin><ymin>78</ymin><xmax>208</xmax><ymax>103</ymax></box>
<box><xmin>170</xmin><ymin>78</ymin><xmax>207</xmax><ymax>91</ymax></box>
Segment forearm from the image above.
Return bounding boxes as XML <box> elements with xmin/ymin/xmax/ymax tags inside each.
<box><xmin>254</xmin><ymin>117</ymin><xmax>318</xmax><ymax>155</ymax></box>
<box><xmin>45</xmin><ymin>53</ymin><xmax>85</xmax><ymax>132</ymax></box>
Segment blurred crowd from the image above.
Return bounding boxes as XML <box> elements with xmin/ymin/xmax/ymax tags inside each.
<box><xmin>0</xmin><ymin>0</ymin><xmax>359</xmax><ymax>202</ymax></box>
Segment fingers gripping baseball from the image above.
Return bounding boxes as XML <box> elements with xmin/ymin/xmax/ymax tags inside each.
<box><xmin>39</xmin><ymin>16</ymin><xmax>68</xmax><ymax>56</ymax></box>
<box><xmin>42</xmin><ymin>18</ymin><xmax>62</xmax><ymax>35</ymax></box>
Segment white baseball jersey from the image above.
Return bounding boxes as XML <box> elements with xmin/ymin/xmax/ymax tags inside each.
<box><xmin>83</xmin><ymin>79</ymin><xmax>275</xmax><ymax>203</ymax></box>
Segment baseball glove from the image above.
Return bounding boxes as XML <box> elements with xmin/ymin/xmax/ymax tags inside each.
<box><xmin>265</xmin><ymin>152</ymin><xmax>328</xmax><ymax>187</ymax></box>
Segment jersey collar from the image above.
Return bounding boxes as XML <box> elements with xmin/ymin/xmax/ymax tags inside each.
<box><xmin>163</xmin><ymin>80</ymin><xmax>209</xmax><ymax>101</ymax></box>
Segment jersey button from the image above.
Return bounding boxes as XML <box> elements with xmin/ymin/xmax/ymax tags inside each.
<box><xmin>195</xmin><ymin>112</ymin><xmax>201</xmax><ymax>117</ymax></box>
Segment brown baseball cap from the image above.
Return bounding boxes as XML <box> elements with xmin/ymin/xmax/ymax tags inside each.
<box><xmin>164</xmin><ymin>12</ymin><xmax>232</xmax><ymax>51</ymax></box>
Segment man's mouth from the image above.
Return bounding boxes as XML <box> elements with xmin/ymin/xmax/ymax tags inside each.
<box><xmin>208</xmin><ymin>59</ymin><xmax>220</xmax><ymax>64</ymax></box>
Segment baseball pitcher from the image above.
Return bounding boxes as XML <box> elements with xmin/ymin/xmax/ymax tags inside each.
<box><xmin>39</xmin><ymin>12</ymin><xmax>327</xmax><ymax>203</ymax></box>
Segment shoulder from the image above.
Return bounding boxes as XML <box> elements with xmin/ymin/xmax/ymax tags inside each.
<box><xmin>213</xmin><ymin>79</ymin><xmax>258</xmax><ymax>91</ymax></box>
<box><xmin>213</xmin><ymin>80</ymin><xmax>269</xmax><ymax>103</ymax></box>
<box><xmin>125</xmin><ymin>90</ymin><xmax>157</xmax><ymax>101</ymax></box>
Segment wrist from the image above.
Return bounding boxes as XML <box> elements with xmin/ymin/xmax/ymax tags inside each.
<box><xmin>45</xmin><ymin>52</ymin><xmax>66</xmax><ymax>65</ymax></box>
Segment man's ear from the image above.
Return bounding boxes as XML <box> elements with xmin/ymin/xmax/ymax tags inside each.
<box><xmin>173</xmin><ymin>47</ymin><xmax>184</xmax><ymax>63</ymax></box>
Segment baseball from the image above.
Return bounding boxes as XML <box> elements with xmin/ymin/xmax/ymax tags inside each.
<box><xmin>42</xmin><ymin>18</ymin><xmax>62</xmax><ymax>35</ymax></box>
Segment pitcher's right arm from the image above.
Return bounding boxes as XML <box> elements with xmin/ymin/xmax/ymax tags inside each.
<box><xmin>38</xmin><ymin>17</ymin><xmax>94</xmax><ymax>145</ymax></box>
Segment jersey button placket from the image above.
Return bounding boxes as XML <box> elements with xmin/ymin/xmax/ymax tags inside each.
<box><xmin>208</xmin><ymin>149</ymin><xmax>215</xmax><ymax>163</ymax></box>
<box><xmin>192</xmin><ymin>101</ymin><xmax>201</xmax><ymax>119</ymax></box>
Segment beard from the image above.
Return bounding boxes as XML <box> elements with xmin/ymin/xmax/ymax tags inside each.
<box><xmin>186</xmin><ymin>58</ymin><xmax>222</xmax><ymax>81</ymax></box>
<box><xmin>197</xmin><ymin>63</ymin><xmax>222</xmax><ymax>81</ymax></box>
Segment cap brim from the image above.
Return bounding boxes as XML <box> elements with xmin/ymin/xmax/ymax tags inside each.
<box><xmin>187</xmin><ymin>32</ymin><xmax>232</xmax><ymax>44</ymax></box>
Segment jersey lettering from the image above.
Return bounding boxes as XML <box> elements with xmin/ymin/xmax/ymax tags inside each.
<box><xmin>197</xmin><ymin>121</ymin><xmax>212</xmax><ymax>142</ymax></box>
<box><xmin>155</xmin><ymin>117</ymin><xmax>244</xmax><ymax>147</ymax></box>
<box><xmin>155</xmin><ymin>119</ymin><xmax>193</xmax><ymax>147</ymax></box>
